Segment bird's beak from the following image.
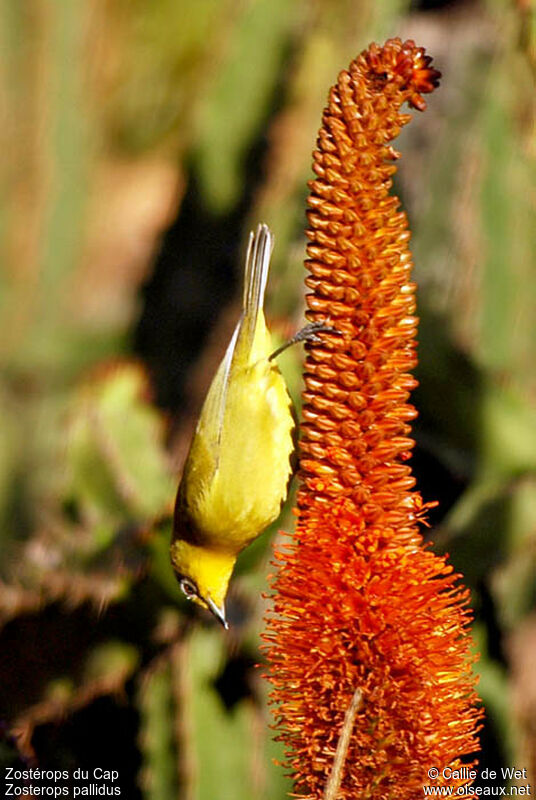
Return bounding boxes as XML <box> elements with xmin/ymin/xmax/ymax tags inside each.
<box><xmin>206</xmin><ymin>596</ymin><xmax>229</xmax><ymax>630</ymax></box>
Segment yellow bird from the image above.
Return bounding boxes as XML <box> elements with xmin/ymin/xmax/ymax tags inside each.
<box><xmin>170</xmin><ymin>224</ymin><xmax>296</xmax><ymax>628</ymax></box>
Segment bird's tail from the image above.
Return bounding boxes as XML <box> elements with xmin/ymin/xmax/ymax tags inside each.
<box><xmin>242</xmin><ymin>223</ymin><xmax>273</xmax><ymax>343</ymax></box>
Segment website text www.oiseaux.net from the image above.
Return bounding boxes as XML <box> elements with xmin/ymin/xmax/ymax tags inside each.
<box><xmin>423</xmin><ymin>767</ymin><xmax>531</xmax><ymax>796</ymax></box>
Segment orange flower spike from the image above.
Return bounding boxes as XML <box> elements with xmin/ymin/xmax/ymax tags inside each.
<box><xmin>264</xmin><ymin>39</ymin><xmax>482</xmax><ymax>800</ymax></box>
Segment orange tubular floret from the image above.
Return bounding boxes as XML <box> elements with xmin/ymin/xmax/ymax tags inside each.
<box><xmin>263</xmin><ymin>38</ymin><xmax>482</xmax><ymax>800</ymax></box>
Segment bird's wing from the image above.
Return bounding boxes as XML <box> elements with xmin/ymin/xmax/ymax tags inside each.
<box><xmin>194</xmin><ymin>322</ymin><xmax>239</xmax><ymax>459</ymax></box>
<box><xmin>200</xmin><ymin>223</ymin><xmax>274</xmax><ymax>449</ymax></box>
<box><xmin>182</xmin><ymin>224</ymin><xmax>274</xmax><ymax>491</ymax></box>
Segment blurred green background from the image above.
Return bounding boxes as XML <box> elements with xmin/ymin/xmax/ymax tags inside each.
<box><xmin>1</xmin><ymin>0</ymin><xmax>535</xmax><ymax>797</ymax></box>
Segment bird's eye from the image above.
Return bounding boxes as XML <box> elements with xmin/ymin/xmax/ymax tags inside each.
<box><xmin>180</xmin><ymin>577</ymin><xmax>198</xmax><ymax>599</ymax></box>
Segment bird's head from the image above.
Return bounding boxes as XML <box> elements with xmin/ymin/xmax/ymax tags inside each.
<box><xmin>170</xmin><ymin>539</ymin><xmax>236</xmax><ymax>629</ymax></box>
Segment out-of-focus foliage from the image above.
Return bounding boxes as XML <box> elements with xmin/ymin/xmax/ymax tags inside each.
<box><xmin>0</xmin><ymin>0</ymin><xmax>535</xmax><ymax>798</ymax></box>
<box><xmin>65</xmin><ymin>364</ymin><xmax>173</xmax><ymax>529</ymax></box>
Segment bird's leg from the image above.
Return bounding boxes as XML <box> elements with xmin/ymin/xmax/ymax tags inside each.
<box><xmin>269</xmin><ymin>321</ymin><xmax>340</xmax><ymax>361</ymax></box>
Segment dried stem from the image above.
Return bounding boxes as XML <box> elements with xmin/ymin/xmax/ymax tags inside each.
<box><xmin>323</xmin><ymin>688</ymin><xmax>363</xmax><ymax>800</ymax></box>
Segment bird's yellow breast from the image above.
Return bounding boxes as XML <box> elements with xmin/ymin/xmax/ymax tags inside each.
<box><xmin>179</xmin><ymin>314</ymin><xmax>294</xmax><ymax>553</ymax></box>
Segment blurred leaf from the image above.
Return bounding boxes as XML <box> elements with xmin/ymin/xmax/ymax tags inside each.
<box><xmin>66</xmin><ymin>363</ymin><xmax>174</xmax><ymax>538</ymax></box>
<box><xmin>43</xmin><ymin>677</ymin><xmax>76</xmax><ymax>705</ymax></box>
<box><xmin>183</xmin><ymin>627</ymin><xmax>292</xmax><ymax>800</ymax></box>
<box><xmin>37</xmin><ymin>1</ymin><xmax>94</xmax><ymax>310</ymax></box>
<box><xmin>479</xmin><ymin>382</ymin><xmax>536</xmax><ymax>479</ymax></box>
<box><xmin>476</xmin><ymin>31</ymin><xmax>536</xmax><ymax>383</ymax></box>
<box><xmin>473</xmin><ymin>622</ymin><xmax>516</xmax><ymax>765</ymax></box>
<box><xmin>83</xmin><ymin>640</ymin><xmax>139</xmax><ymax>685</ymax></box>
<box><xmin>436</xmin><ymin>473</ymin><xmax>536</xmax><ymax>628</ymax></box>
<box><xmin>0</xmin><ymin>391</ymin><xmax>19</xmax><ymax>550</ymax></box>
<box><xmin>491</xmin><ymin>476</ymin><xmax>536</xmax><ymax>628</ymax></box>
<box><xmin>193</xmin><ymin>0</ymin><xmax>297</xmax><ymax>214</ymax></box>
<box><xmin>139</xmin><ymin>658</ymin><xmax>180</xmax><ymax>800</ymax></box>
<box><xmin>107</xmin><ymin>0</ymin><xmax>229</xmax><ymax>153</ymax></box>
<box><xmin>6</xmin><ymin>0</ymin><xmax>95</xmax><ymax>367</ymax></box>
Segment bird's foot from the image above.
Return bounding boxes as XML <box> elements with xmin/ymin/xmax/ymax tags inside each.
<box><xmin>269</xmin><ymin>321</ymin><xmax>340</xmax><ymax>360</ymax></box>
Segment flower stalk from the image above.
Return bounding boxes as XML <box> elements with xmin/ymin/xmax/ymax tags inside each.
<box><xmin>323</xmin><ymin>687</ymin><xmax>363</xmax><ymax>800</ymax></box>
<box><xmin>264</xmin><ymin>38</ymin><xmax>482</xmax><ymax>800</ymax></box>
